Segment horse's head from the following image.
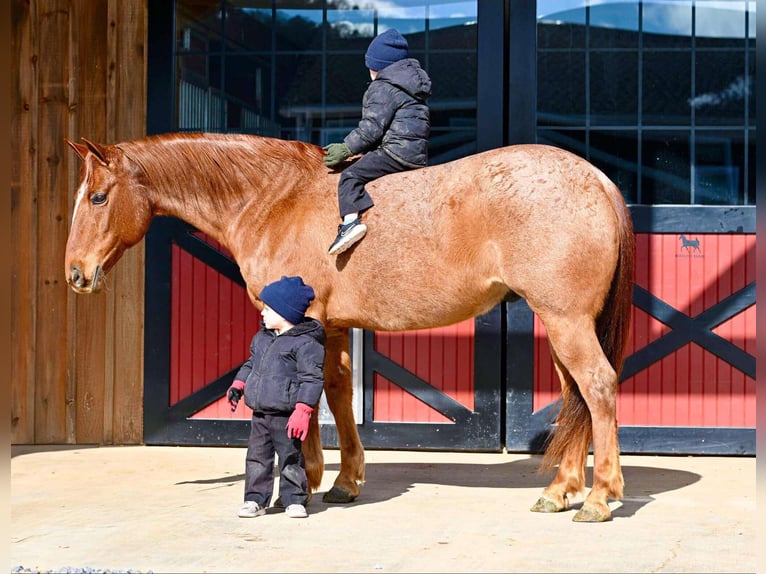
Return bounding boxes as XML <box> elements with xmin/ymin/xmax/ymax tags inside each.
<box><xmin>64</xmin><ymin>138</ymin><xmax>152</xmax><ymax>293</ymax></box>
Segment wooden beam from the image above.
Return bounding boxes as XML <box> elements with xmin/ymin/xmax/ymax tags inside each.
<box><xmin>10</xmin><ymin>0</ymin><xmax>38</xmax><ymax>444</ymax></box>
<box><xmin>34</xmin><ymin>0</ymin><xmax>71</xmax><ymax>443</ymax></box>
<box><xmin>69</xmin><ymin>0</ymin><xmax>109</xmax><ymax>444</ymax></box>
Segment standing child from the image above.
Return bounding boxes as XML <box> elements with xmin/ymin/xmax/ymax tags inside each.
<box><xmin>323</xmin><ymin>28</ymin><xmax>432</xmax><ymax>255</ymax></box>
<box><xmin>226</xmin><ymin>276</ymin><xmax>325</xmax><ymax>519</ymax></box>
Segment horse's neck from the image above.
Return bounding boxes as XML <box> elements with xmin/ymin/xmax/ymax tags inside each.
<box><xmin>150</xmin><ymin>179</ymin><xmax>240</xmax><ymax>244</ymax></box>
<box><xmin>131</xmin><ymin>139</ymin><xmax>257</xmax><ymax>244</ymax></box>
<box><xmin>128</xmin><ymin>135</ymin><xmax>322</xmax><ymax>249</ymax></box>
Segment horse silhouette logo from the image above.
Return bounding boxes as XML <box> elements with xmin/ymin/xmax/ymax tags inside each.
<box><xmin>679</xmin><ymin>234</ymin><xmax>701</xmax><ymax>253</ymax></box>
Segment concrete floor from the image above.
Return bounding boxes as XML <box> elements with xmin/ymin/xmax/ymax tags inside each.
<box><xmin>10</xmin><ymin>445</ymin><xmax>756</xmax><ymax>573</ymax></box>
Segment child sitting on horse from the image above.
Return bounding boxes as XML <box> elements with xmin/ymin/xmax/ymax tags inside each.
<box><xmin>323</xmin><ymin>28</ymin><xmax>432</xmax><ymax>255</ymax></box>
<box><xmin>226</xmin><ymin>275</ymin><xmax>326</xmax><ymax>519</ymax></box>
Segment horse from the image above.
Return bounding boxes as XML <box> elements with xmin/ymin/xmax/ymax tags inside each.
<box><xmin>679</xmin><ymin>234</ymin><xmax>701</xmax><ymax>252</ymax></box>
<box><xmin>64</xmin><ymin>132</ymin><xmax>634</xmax><ymax>522</ymax></box>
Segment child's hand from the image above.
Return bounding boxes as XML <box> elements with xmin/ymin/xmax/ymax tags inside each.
<box><xmin>286</xmin><ymin>403</ymin><xmax>314</xmax><ymax>441</ymax></box>
<box><xmin>323</xmin><ymin>143</ymin><xmax>352</xmax><ymax>167</ymax></box>
<box><xmin>227</xmin><ymin>380</ymin><xmax>245</xmax><ymax>411</ymax></box>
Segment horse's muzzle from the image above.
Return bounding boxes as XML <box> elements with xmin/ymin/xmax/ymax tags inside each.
<box><xmin>68</xmin><ymin>264</ymin><xmax>102</xmax><ymax>293</ymax></box>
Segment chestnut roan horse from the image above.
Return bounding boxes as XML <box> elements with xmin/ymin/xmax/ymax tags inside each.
<box><xmin>65</xmin><ymin>133</ymin><xmax>634</xmax><ymax>522</ymax></box>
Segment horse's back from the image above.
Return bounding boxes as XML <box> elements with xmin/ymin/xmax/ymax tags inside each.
<box><xmin>366</xmin><ymin>144</ymin><xmax>623</xmax><ymax>248</ymax></box>
<box><xmin>328</xmin><ymin>144</ymin><xmax>627</xmax><ymax>328</ymax></box>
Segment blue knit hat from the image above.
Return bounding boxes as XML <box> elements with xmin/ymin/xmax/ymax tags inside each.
<box><xmin>259</xmin><ymin>276</ymin><xmax>315</xmax><ymax>325</ymax></box>
<box><xmin>365</xmin><ymin>28</ymin><xmax>409</xmax><ymax>71</ymax></box>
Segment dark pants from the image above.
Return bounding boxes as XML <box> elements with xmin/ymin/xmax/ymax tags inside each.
<box><xmin>244</xmin><ymin>412</ymin><xmax>308</xmax><ymax>507</ymax></box>
<box><xmin>338</xmin><ymin>148</ymin><xmax>410</xmax><ymax>218</ymax></box>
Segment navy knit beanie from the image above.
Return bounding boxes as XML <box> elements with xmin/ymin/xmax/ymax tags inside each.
<box><xmin>365</xmin><ymin>28</ymin><xmax>409</xmax><ymax>71</ymax></box>
<box><xmin>259</xmin><ymin>276</ymin><xmax>315</xmax><ymax>325</ymax></box>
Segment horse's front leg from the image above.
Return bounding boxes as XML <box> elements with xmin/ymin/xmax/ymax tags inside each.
<box><xmin>322</xmin><ymin>328</ymin><xmax>366</xmax><ymax>503</ymax></box>
<box><xmin>303</xmin><ymin>404</ymin><xmax>324</xmax><ymax>500</ymax></box>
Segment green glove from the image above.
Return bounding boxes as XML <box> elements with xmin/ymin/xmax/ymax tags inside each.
<box><xmin>323</xmin><ymin>143</ymin><xmax>352</xmax><ymax>167</ymax></box>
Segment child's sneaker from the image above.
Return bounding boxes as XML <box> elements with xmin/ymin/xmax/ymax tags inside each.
<box><xmin>238</xmin><ymin>501</ymin><xmax>266</xmax><ymax>518</ymax></box>
<box><xmin>285</xmin><ymin>504</ymin><xmax>308</xmax><ymax>518</ymax></box>
<box><xmin>328</xmin><ymin>218</ymin><xmax>367</xmax><ymax>255</ymax></box>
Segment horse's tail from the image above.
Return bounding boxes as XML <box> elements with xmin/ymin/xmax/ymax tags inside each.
<box><xmin>541</xmin><ymin>173</ymin><xmax>634</xmax><ymax>472</ymax></box>
<box><xmin>595</xmin><ymin>176</ymin><xmax>635</xmax><ymax>379</ymax></box>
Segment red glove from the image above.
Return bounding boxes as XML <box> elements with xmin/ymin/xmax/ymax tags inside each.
<box><xmin>286</xmin><ymin>403</ymin><xmax>313</xmax><ymax>441</ymax></box>
<box><xmin>227</xmin><ymin>380</ymin><xmax>245</xmax><ymax>411</ymax></box>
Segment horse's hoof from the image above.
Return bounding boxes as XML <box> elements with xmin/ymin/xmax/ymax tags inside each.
<box><xmin>530</xmin><ymin>496</ymin><xmax>567</xmax><ymax>513</ymax></box>
<box><xmin>572</xmin><ymin>505</ymin><xmax>612</xmax><ymax>523</ymax></box>
<box><xmin>322</xmin><ymin>486</ymin><xmax>357</xmax><ymax>503</ymax></box>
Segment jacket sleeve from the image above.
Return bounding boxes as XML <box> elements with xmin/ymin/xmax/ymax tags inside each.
<box><xmin>344</xmin><ymin>81</ymin><xmax>398</xmax><ymax>155</ymax></box>
<box><xmin>295</xmin><ymin>338</ymin><xmax>326</xmax><ymax>407</ymax></box>
<box><xmin>234</xmin><ymin>335</ymin><xmax>257</xmax><ymax>382</ymax></box>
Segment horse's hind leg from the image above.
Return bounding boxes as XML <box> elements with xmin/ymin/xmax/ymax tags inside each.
<box><xmin>530</xmin><ymin>348</ymin><xmax>590</xmax><ymax>514</ymax></box>
<box><xmin>534</xmin><ymin>315</ymin><xmax>623</xmax><ymax>522</ymax></box>
<box><xmin>321</xmin><ymin>328</ymin><xmax>366</xmax><ymax>503</ymax></box>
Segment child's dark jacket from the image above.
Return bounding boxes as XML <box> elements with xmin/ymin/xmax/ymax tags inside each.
<box><xmin>236</xmin><ymin>318</ymin><xmax>326</xmax><ymax>415</ymax></box>
<box><xmin>344</xmin><ymin>58</ymin><xmax>431</xmax><ymax>168</ymax></box>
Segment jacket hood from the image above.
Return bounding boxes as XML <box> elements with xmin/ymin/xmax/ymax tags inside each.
<box><xmin>376</xmin><ymin>58</ymin><xmax>432</xmax><ymax>101</ymax></box>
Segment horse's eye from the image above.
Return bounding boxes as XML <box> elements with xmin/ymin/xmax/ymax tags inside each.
<box><xmin>91</xmin><ymin>192</ymin><xmax>107</xmax><ymax>205</ymax></box>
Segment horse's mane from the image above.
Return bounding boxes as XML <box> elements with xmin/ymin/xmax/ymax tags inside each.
<box><xmin>117</xmin><ymin>133</ymin><xmax>326</xmax><ymax>214</ymax></box>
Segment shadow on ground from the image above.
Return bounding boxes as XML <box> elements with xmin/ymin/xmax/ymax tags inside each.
<box><xmin>177</xmin><ymin>456</ymin><xmax>700</xmax><ymax>520</ymax></box>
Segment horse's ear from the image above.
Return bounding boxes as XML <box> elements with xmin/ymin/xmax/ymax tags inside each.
<box><xmin>81</xmin><ymin>138</ymin><xmax>109</xmax><ymax>166</ymax></box>
<box><xmin>65</xmin><ymin>138</ymin><xmax>89</xmax><ymax>161</ymax></box>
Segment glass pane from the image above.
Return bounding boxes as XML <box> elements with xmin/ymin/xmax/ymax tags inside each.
<box><xmin>537</xmin><ymin>51</ymin><xmax>586</xmax><ymax>126</ymax></box>
<box><xmin>327</xmin><ymin>9</ymin><xmax>375</xmax><ymax>49</ymax></box>
<box><xmin>537</xmin><ymin>0</ymin><xmax>586</xmax><ymax>49</ymax></box>
<box><xmin>177</xmin><ymin>53</ymin><xmax>223</xmax><ymax>131</ymax></box>
<box><xmin>428</xmin><ymin>50</ymin><xmax>477</xmax><ymax>164</ymax></box>
<box><xmin>325</xmin><ymin>53</ymin><xmax>372</xmax><ymax>106</ymax></box>
<box><xmin>176</xmin><ymin>0</ymin><xmax>221</xmax><ymax>53</ymax></box>
<box><xmin>224</xmin><ymin>2</ymin><xmax>272</xmax><ymax>52</ymax></box>
<box><xmin>641</xmin><ymin>131</ymin><xmax>691</xmax><ymax>203</ymax></box>
<box><xmin>537</xmin><ymin>129</ymin><xmax>588</xmax><ymax>160</ymax></box>
<box><xmin>537</xmin><ymin>0</ymin><xmax>586</xmax><ymax>24</ymax></box>
<box><xmin>746</xmin><ymin>133</ymin><xmax>755</xmax><ymax>204</ymax></box>
<box><xmin>590</xmin><ymin>51</ymin><xmax>638</xmax><ymax>125</ymax></box>
<box><xmin>590</xmin><ymin>1</ymin><xmax>639</xmax><ymax>48</ymax></box>
<box><xmin>642</xmin><ymin>51</ymin><xmax>691</xmax><ymax>125</ymax></box>
<box><xmin>694</xmin><ymin>130</ymin><xmax>746</xmax><ymax>204</ymax></box>
<box><xmin>275</xmin><ymin>54</ymin><xmax>322</xmax><ymax>141</ymax></box>
<box><xmin>748</xmin><ymin>50</ymin><xmax>756</xmax><ymax>123</ymax></box>
<box><xmin>642</xmin><ymin>0</ymin><xmax>692</xmax><ymax>48</ymax></box>
<box><xmin>428</xmin><ymin>52</ymin><xmax>475</xmax><ymax>100</ymax></box>
<box><xmin>696</xmin><ymin>0</ymin><xmax>747</xmax><ymax>48</ymax></box>
<box><xmin>379</xmin><ymin>5</ymin><xmax>427</xmax><ymax>47</ymax></box>
<box><xmin>590</xmin><ymin>130</ymin><xmax>639</xmax><ymax>203</ymax></box>
<box><xmin>224</xmin><ymin>55</ymin><xmax>274</xmax><ymax>134</ymax></box>
<box><xmin>275</xmin><ymin>8</ymin><xmax>323</xmax><ymax>51</ymax></box>
<box><xmin>429</xmin><ymin>1</ymin><xmax>477</xmax><ymax>47</ymax></box>
<box><xmin>276</xmin><ymin>53</ymin><xmax>322</xmax><ymax>104</ymax></box>
<box><xmin>694</xmin><ymin>51</ymin><xmax>746</xmax><ymax>126</ymax></box>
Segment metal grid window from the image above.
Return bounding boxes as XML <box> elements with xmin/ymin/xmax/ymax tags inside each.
<box><xmin>536</xmin><ymin>0</ymin><xmax>756</xmax><ymax>206</ymax></box>
<box><xmin>173</xmin><ymin>0</ymin><xmax>479</xmax><ymax>165</ymax></box>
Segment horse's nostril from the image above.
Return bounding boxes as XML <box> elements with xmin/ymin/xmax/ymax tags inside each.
<box><xmin>71</xmin><ymin>265</ymin><xmax>85</xmax><ymax>288</ymax></box>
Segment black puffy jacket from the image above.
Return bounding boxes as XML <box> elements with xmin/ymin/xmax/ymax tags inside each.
<box><xmin>344</xmin><ymin>58</ymin><xmax>432</xmax><ymax>168</ymax></box>
<box><xmin>236</xmin><ymin>319</ymin><xmax>326</xmax><ymax>415</ymax></box>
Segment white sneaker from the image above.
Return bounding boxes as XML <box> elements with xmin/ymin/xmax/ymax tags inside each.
<box><xmin>238</xmin><ymin>501</ymin><xmax>266</xmax><ymax>518</ymax></box>
<box><xmin>285</xmin><ymin>504</ymin><xmax>308</xmax><ymax>518</ymax></box>
<box><xmin>328</xmin><ymin>219</ymin><xmax>368</xmax><ymax>255</ymax></box>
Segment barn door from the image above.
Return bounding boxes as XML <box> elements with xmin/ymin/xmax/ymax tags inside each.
<box><xmin>503</xmin><ymin>206</ymin><xmax>756</xmax><ymax>456</ymax></box>
<box><xmin>143</xmin><ymin>217</ymin><xmax>503</xmax><ymax>450</ymax></box>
